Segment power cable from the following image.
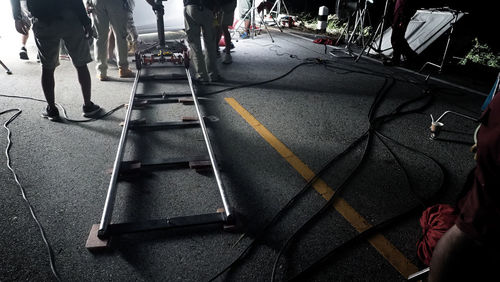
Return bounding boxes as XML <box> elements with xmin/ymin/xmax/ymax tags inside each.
<box><xmin>1</xmin><ymin>109</ymin><xmax>61</xmax><ymax>281</ymax></box>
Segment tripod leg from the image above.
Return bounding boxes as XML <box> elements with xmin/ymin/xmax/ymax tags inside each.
<box><xmin>355</xmin><ymin>21</ymin><xmax>382</xmax><ymax>62</ymax></box>
<box><xmin>0</xmin><ymin>59</ymin><xmax>13</xmax><ymax>75</ymax></box>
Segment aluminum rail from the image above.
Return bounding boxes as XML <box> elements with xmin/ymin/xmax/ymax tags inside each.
<box><xmin>185</xmin><ymin>70</ymin><xmax>232</xmax><ymax>218</ymax></box>
<box><xmin>98</xmin><ymin>70</ymin><xmax>142</xmax><ymax>238</ymax></box>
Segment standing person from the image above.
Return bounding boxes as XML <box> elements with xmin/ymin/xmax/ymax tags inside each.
<box><xmin>90</xmin><ymin>0</ymin><xmax>135</xmax><ymax>81</ymax></box>
<box><xmin>11</xmin><ymin>0</ymin><xmax>101</xmax><ymax>121</ymax></box>
<box><xmin>18</xmin><ymin>0</ymin><xmax>31</xmax><ymax>60</ymax></box>
<box><xmin>428</xmin><ymin>90</ymin><xmax>500</xmax><ymax>281</ymax></box>
<box><xmin>237</xmin><ymin>0</ymin><xmax>251</xmax><ymax>39</ymax></box>
<box><xmin>184</xmin><ymin>0</ymin><xmax>221</xmax><ymax>83</ymax></box>
<box><xmin>217</xmin><ymin>0</ymin><xmax>237</xmax><ymax>64</ymax></box>
<box><xmin>384</xmin><ymin>0</ymin><xmax>420</xmax><ymax>66</ymax></box>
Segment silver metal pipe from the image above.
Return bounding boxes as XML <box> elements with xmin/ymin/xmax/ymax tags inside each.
<box><xmin>185</xmin><ymin>70</ymin><xmax>232</xmax><ymax>218</ymax></box>
<box><xmin>98</xmin><ymin>70</ymin><xmax>142</xmax><ymax>237</ymax></box>
<box><xmin>435</xmin><ymin>110</ymin><xmax>477</xmax><ymax>123</ymax></box>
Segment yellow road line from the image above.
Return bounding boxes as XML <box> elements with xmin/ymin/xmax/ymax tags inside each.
<box><xmin>225</xmin><ymin>97</ymin><xmax>418</xmax><ymax>278</ymax></box>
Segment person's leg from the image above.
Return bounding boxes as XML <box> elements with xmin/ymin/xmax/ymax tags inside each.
<box><xmin>107</xmin><ymin>0</ymin><xmax>132</xmax><ymax>73</ymax></box>
<box><xmin>184</xmin><ymin>5</ymin><xmax>207</xmax><ymax>81</ymax></box>
<box><xmin>20</xmin><ymin>33</ymin><xmax>29</xmax><ymax>60</ymax></box>
<box><xmin>92</xmin><ymin>0</ymin><xmax>111</xmax><ymax>78</ymax></box>
<box><xmin>76</xmin><ymin>65</ymin><xmax>92</xmax><ymax>106</ymax></box>
<box><xmin>107</xmin><ymin>28</ymin><xmax>116</xmax><ymax>61</ymax></box>
<box><xmin>200</xmin><ymin>9</ymin><xmax>219</xmax><ymax>81</ymax></box>
<box><xmin>41</xmin><ymin>67</ymin><xmax>56</xmax><ymax>108</ymax></box>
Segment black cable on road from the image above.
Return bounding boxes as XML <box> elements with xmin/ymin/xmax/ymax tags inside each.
<box><xmin>1</xmin><ymin>109</ymin><xmax>61</xmax><ymax>281</ymax></box>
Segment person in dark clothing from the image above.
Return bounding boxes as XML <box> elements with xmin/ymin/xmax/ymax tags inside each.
<box><xmin>429</xmin><ymin>89</ymin><xmax>500</xmax><ymax>281</ymax></box>
<box><xmin>11</xmin><ymin>0</ymin><xmax>100</xmax><ymax>120</ymax></box>
<box><xmin>384</xmin><ymin>0</ymin><xmax>420</xmax><ymax>66</ymax></box>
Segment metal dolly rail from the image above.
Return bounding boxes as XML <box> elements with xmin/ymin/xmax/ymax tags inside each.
<box><xmin>86</xmin><ymin>4</ymin><xmax>234</xmax><ymax>248</ymax></box>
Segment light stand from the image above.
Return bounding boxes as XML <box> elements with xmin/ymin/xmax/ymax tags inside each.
<box><xmin>419</xmin><ymin>9</ymin><xmax>464</xmax><ymax>73</ymax></box>
<box><xmin>0</xmin><ymin>36</ymin><xmax>13</xmax><ymax>75</ymax></box>
<box><xmin>231</xmin><ymin>0</ymin><xmax>276</xmax><ymax>42</ymax></box>
<box><xmin>0</xmin><ymin>59</ymin><xmax>12</xmax><ymax>75</ymax></box>
<box><xmin>355</xmin><ymin>0</ymin><xmax>391</xmax><ymax>62</ymax></box>
<box><xmin>330</xmin><ymin>0</ymin><xmax>371</xmax><ymax>57</ymax></box>
<box><xmin>269</xmin><ymin>0</ymin><xmax>290</xmax><ymax>27</ymax></box>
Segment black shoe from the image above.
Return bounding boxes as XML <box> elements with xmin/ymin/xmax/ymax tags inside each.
<box><xmin>19</xmin><ymin>47</ymin><xmax>29</xmax><ymax>60</ymax></box>
<box><xmin>41</xmin><ymin>105</ymin><xmax>60</xmax><ymax>121</ymax></box>
<box><xmin>82</xmin><ymin>102</ymin><xmax>101</xmax><ymax>118</ymax></box>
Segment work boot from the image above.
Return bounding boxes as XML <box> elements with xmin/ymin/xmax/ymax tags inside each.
<box><xmin>97</xmin><ymin>73</ymin><xmax>109</xmax><ymax>81</ymax></box>
<box><xmin>119</xmin><ymin>67</ymin><xmax>135</xmax><ymax>78</ymax></box>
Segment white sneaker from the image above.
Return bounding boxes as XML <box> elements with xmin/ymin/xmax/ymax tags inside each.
<box><xmin>222</xmin><ymin>53</ymin><xmax>232</xmax><ymax>64</ymax></box>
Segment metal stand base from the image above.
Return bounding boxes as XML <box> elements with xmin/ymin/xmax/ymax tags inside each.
<box><xmin>0</xmin><ymin>59</ymin><xmax>12</xmax><ymax>75</ymax></box>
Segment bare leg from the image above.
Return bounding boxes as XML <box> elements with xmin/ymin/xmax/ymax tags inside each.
<box><xmin>41</xmin><ymin>67</ymin><xmax>56</xmax><ymax>108</ymax></box>
<box><xmin>21</xmin><ymin>33</ymin><xmax>29</xmax><ymax>46</ymax></box>
<box><xmin>223</xmin><ymin>26</ymin><xmax>231</xmax><ymax>54</ymax></box>
<box><xmin>76</xmin><ymin>65</ymin><xmax>92</xmax><ymax>106</ymax></box>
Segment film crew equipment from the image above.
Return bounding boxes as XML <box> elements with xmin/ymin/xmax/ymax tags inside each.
<box><xmin>231</xmin><ymin>0</ymin><xmax>277</xmax><ymax>42</ymax></box>
<box><xmin>268</xmin><ymin>0</ymin><xmax>290</xmax><ymax>27</ymax></box>
<box><xmin>0</xmin><ymin>59</ymin><xmax>12</xmax><ymax>75</ymax></box>
<box><xmin>331</xmin><ymin>0</ymin><xmax>373</xmax><ymax>57</ymax></box>
<box><xmin>0</xmin><ymin>36</ymin><xmax>13</xmax><ymax>75</ymax></box>
<box><xmin>419</xmin><ymin>8</ymin><xmax>465</xmax><ymax>74</ymax></box>
<box><xmin>152</xmin><ymin>0</ymin><xmax>167</xmax><ymax>50</ymax></box>
<box><xmin>355</xmin><ymin>0</ymin><xmax>392</xmax><ymax>62</ymax></box>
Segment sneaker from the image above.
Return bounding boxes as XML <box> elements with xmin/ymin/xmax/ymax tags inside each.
<box><xmin>119</xmin><ymin>67</ymin><xmax>135</xmax><ymax>78</ymax></box>
<box><xmin>240</xmin><ymin>32</ymin><xmax>249</xmax><ymax>39</ymax></box>
<box><xmin>82</xmin><ymin>102</ymin><xmax>101</xmax><ymax>118</ymax></box>
<box><xmin>222</xmin><ymin>53</ymin><xmax>232</xmax><ymax>64</ymax></box>
<box><xmin>41</xmin><ymin>105</ymin><xmax>60</xmax><ymax>121</ymax></box>
<box><xmin>19</xmin><ymin>47</ymin><xmax>29</xmax><ymax>60</ymax></box>
<box><xmin>97</xmin><ymin>74</ymin><xmax>109</xmax><ymax>81</ymax></box>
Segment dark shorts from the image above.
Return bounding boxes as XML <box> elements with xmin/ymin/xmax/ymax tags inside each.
<box><xmin>32</xmin><ymin>9</ymin><xmax>92</xmax><ymax>69</ymax></box>
<box><xmin>456</xmin><ymin>90</ymin><xmax>500</xmax><ymax>245</ymax></box>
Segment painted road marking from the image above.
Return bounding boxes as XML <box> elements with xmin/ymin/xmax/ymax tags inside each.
<box><xmin>225</xmin><ymin>97</ymin><xmax>418</xmax><ymax>278</ymax></box>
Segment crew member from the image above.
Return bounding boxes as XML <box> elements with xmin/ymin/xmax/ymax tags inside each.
<box><xmin>429</xmin><ymin>90</ymin><xmax>500</xmax><ymax>281</ymax></box>
<box><xmin>11</xmin><ymin>0</ymin><xmax>101</xmax><ymax>120</ymax></box>
<box><xmin>89</xmin><ymin>0</ymin><xmax>136</xmax><ymax>81</ymax></box>
<box><xmin>184</xmin><ymin>0</ymin><xmax>221</xmax><ymax>83</ymax></box>
<box><xmin>384</xmin><ymin>0</ymin><xmax>420</xmax><ymax>66</ymax></box>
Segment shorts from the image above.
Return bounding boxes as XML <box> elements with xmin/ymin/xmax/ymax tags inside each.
<box><xmin>32</xmin><ymin>9</ymin><xmax>92</xmax><ymax>69</ymax></box>
<box><xmin>456</xmin><ymin>90</ymin><xmax>500</xmax><ymax>245</ymax></box>
<box><xmin>221</xmin><ymin>1</ymin><xmax>237</xmax><ymax>27</ymax></box>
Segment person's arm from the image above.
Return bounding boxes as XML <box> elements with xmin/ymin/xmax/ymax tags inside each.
<box><xmin>11</xmin><ymin>0</ymin><xmax>29</xmax><ymax>35</ymax></box>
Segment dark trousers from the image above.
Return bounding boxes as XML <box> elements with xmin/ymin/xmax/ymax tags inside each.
<box><xmin>390</xmin><ymin>0</ymin><xmax>418</xmax><ymax>62</ymax></box>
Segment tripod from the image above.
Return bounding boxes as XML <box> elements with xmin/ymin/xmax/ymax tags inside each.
<box><xmin>330</xmin><ymin>0</ymin><xmax>371</xmax><ymax>58</ymax></box>
<box><xmin>232</xmin><ymin>0</ymin><xmax>276</xmax><ymax>42</ymax></box>
<box><xmin>269</xmin><ymin>0</ymin><xmax>290</xmax><ymax>27</ymax></box>
<box><xmin>355</xmin><ymin>0</ymin><xmax>391</xmax><ymax>62</ymax></box>
<box><xmin>0</xmin><ymin>59</ymin><xmax>12</xmax><ymax>75</ymax></box>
